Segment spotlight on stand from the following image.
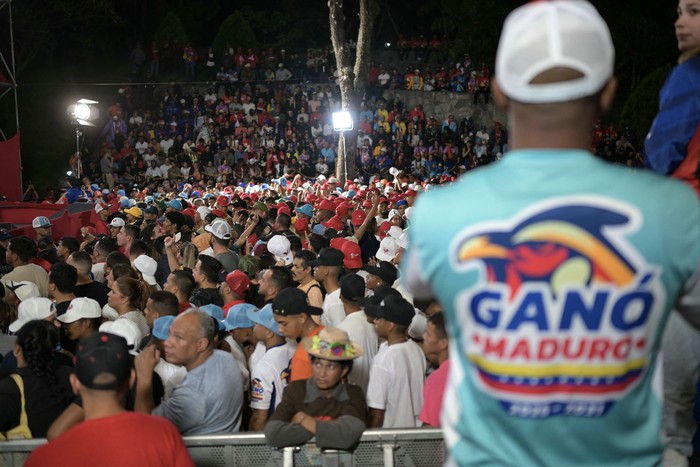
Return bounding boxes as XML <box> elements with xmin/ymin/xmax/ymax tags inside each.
<box><xmin>67</xmin><ymin>99</ymin><xmax>100</xmax><ymax>179</ymax></box>
<box><xmin>332</xmin><ymin>111</ymin><xmax>353</xmax><ymax>132</ymax></box>
<box><xmin>332</xmin><ymin>111</ymin><xmax>354</xmax><ymax>185</ymax></box>
<box><xmin>67</xmin><ymin>99</ymin><xmax>100</xmax><ymax>127</ymax></box>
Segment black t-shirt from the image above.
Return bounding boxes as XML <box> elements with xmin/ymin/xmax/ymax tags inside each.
<box><xmin>189</xmin><ymin>287</ymin><xmax>223</xmax><ymax>307</ymax></box>
<box><xmin>0</xmin><ymin>365</ymin><xmax>73</xmax><ymax>438</ymax></box>
<box><xmin>74</xmin><ymin>281</ymin><xmax>110</xmax><ymax>308</ymax></box>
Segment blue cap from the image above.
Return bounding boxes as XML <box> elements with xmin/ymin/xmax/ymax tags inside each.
<box><xmin>91</xmin><ymin>184</ymin><xmax>101</xmax><ymax>191</ymax></box>
<box><xmin>117</xmin><ymin>189</ymin><xmax>126</xmax><ymax>197</ymax></box>
<box><xmin>247</xmin><ymin>304</ymin><xmax>282</xmax><ymax>336</ymax></box>
<box><xmin>120</xmin><ymin>198</ymin><xmax>131</xmax><ymax>208</ymax></box>
<box><xmin>396</xmin><ymin>199</ymin><xmax>408</xmax><ymax>207</ymax></box>
<box><xmin>224</xmin><ymin>303</ymin><xmax>257</xmax><ymax>331</ymax></box>
<box><xmin>204</xmin><ymin>193</ymin><xmax>216</xmax><ymax>199</ymax></box>
<box><xmin>152</xmin><ymin>315</ymin><xmax>176</xmax><ymax>340</ymax></box>
<box><xmin>312</xmin><ymin>224</ymin><xmax>327</xmax><ymax>235</ymax></box>
<box><xmin>278</xmin><ymin>177</ymin><xmax>287</xmax><ymax>187</ymax></box>
<box><xmin>192</xmin><ymin>190</ymin><xmax>201</xmax><ymax>198</ymax></box>
<box><xmin>200</xmin><ymin>304</ymin><xmax>225</xmax><ymax>331</ymax></box>
<box><xmin>166</xmin><ymin>199</ymin><xmax>183</xmax><ymax>211</ymax></box>
<box><xmin>346</xmin><ymin>190</ymin><xmax>357</xmax><ymax>199</ymax></box>
<box><xmin>261</xmin><ymin>183</ymin><xmax>270</xmax><ymax>190</ymax></box>
<box><xmin>178</xmin><ymin>191</ymin><xmax>189</xmax><ymax>199</ymax></box>
<box><xmin>296</xmin><ymin>204</ymin><xmax>314</xmax><ymax>218</ymax></box>
<box><xmin>145</xmin><ymin>195</ymin><xmax>155</xmax><ymax>204</ymax></box>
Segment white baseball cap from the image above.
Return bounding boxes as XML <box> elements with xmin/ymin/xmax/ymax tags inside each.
<box><xmin>109</xmin><ymin>217</ymin><xmax>126</xmax><ymax>228</ymax></box>
<box><xmin>267</xmin><ymin>235</ymin><xmax>293</xmax><ymax>266</ymax></box>
<box><xmin>375</xmin><ymin>237</ymin><xmax>399</xmax><ymax>262</ymax></box>
<box><xmin>204</xmin><ymin>219</ymin><xmax>232</xmax><ymax>240</ymax></box>
<box><xmin>196</xmin><ymin>206</ymin><xmax>212</xmax><ymax>220</ymax></box>
<box><xmin>32</xmin><ymin>216</ymin><xmax>53</xmax><ymax>229</ymax></box>
<box><xmin>9</xmin><ymin>297</ymin><xmax>56</xmax><ymax>333</ymax></box>
<box><xmin>495</xmin><ymin>0</ymin><xmax>614</xmax><ymax>104</ymax></box>
<box><xmin>100</xmin><ymin>319</ymin><xmax>143</xmax><ymax>355</ymax></box>
<box><xmin>133</xmin><ymin>255</ymin><xmax>158</xmax><ymax>286</ymax></box>
<box><xmin>6</xmin><ymin>280</ymin><xmax>40</xmax><ymax>302</ymax></box>
<box><xmin>58</xmin><ymin>297</ymin><xmax>102</xmax><ymax>324</ymax></box>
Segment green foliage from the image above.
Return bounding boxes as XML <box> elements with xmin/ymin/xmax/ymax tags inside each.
<box><xmin>212</xmin><ymin>11</ymin><xmax>259</xmax><ymax>57</ymax></box>
<box><xmin>155</xmin><ymin>12</ymin><xmax>189</xmax><ymax>44</ymax></box>
<box><xmin>619</xmin><ymin>65</ymin><xmax>672</xmax><ymax>143</ymax></box>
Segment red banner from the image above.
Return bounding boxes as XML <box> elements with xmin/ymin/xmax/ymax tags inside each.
<box><xmin>0</xmin><ymin>132</ymin><xmax>22</xmax><ymax>201</ymax></box>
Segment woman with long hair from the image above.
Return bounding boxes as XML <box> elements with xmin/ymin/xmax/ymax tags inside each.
<box><xmin>0</xmin><ymin>320</ymin><xmax>72</xmax><ymax>438</ymax></box>
<box><xmin>107</xmin><ymin>276</ymin><xmax>150</xmax><ymax>338</ymax></box>
<box><xmin>645</xmin><ymin>0</ymin><xmax>700</xmax><ymax>196</ymax></box>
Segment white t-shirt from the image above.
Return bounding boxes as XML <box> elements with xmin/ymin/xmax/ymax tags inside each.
<box><xmin>321</xmin><ymin>288</ymin><xmax>346</xmax><ymax>328</ymax></box>
<box><xmin>250</xmin><ymin>342</ymin><xmax>295</xmax><ymax>412</ymax></box>
<box><xmin>135</xmin><ymin>141</ymin><xmax>149</xmax><ymax>155</ymax></box>
<box><xmin>154</xmin><ymin>358</ymin><xmax>187</xmax><ymax>400</ymax></box>
<box><xmin>224</xmin><ymin>335</ymin><xmax>250</xmax><ymax>390</ymax></box>
<box><xmin>337</xmin><ymin>310</ymin><xmax>378</xmax><ymax>393</ymax></box>
<box><xmin>366</xmin><ymin>340</ymin><xmax>426</xmax><ymax>428</ymax></box>
<box><xmin>249</xmin><ymin>340</ymin><xmax>266</xmax><ymax>373</ymax></box>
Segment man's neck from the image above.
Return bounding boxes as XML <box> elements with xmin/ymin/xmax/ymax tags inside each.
<box><xmin>186</xmin><ymin>348</ymin><xmax>214</xmax><ymax>372</ymax></box>
<box><xmin>344</xmin><ymin>303</ymin><xmax>361</xmax><ymax>316</ymax></box>
<box><xmin>76</xmin><ymin>275</ymin><xmax>92</xmax><ymax>286</ymax></box>
<box><xmin>321</xmin><ymin>278</ymin><xmax>339</xmax><ymax>293</ymax></box>
<box><xmin>300</xmin><ymin>320</ymin><xmax>320</xmax><ymax>338</ymax></box>
<box><xmin>386</xmin><ymin>332</ymin><xmax>408</xmax><ymax>346</ymax></box>
<box><xmin>212</xmin><ymin>243</ymin><xmax>228</xmax><ymax>254</ymax></box>
<box><xmin>81</xmin><ymin>394</ymin><xmax>127</xmax><ymax>421</ymax></box>
<box><xmin>264</xmin><ymin>336</ymin><xmax>286</xmax><ymax>350</ymax></box>
<box><xmin>53</xmin><ymin>292</ymin><xmax>76</xmax><ymax>303</ymax></box>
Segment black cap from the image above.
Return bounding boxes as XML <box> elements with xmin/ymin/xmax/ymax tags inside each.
<box><xmin>144</xmin><ymin>206</ymin><xmax>159</xmax><ymax>215</ymax></box>
<box><xmin>339</xmin><ymin>273</ymin><xmax>366</xmax><ymax>303</ymax></box>
<box><xmin>358</xmin><ymin>286</ymin><xmax>402</xmax><ymax>316</ymax></box>
<box><xmin>272</xmin><ymin>287</ymin><xmax>323</xmax><ymax>316</ymax></box>
<box><xmin>74</xmin><ymin>332</ymin><xmax>132</xmax><ymax>390</ymax></box>
<box><xmin>366</xmin><ymin>295</ymin><xmax>415</xmax><ymax>326</ymax></box>
<box><xmin>308</xmin><ymin>247</ymin><xmax>344</xmax><ymax>267</ymax></box>
<box><xmin>363</xmin><ymin>261</ymin><xmax>398</xmax><ymax>285</ymax></box>
<box><xmin>0</xmin><ymin>229</ymin><xmax>12</xmax><ymax>241</ymax></box>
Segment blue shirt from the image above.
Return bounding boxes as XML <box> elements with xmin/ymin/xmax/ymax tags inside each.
<box><xmin>402</xmin><ymin>149</ymin><xmax>700</xmax><ymax>466</ymax></box>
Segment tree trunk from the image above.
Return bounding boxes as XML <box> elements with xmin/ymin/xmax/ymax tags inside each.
<box><xmin>328</xmin><ymin>0</ymin><xmax>377</xmax><ymax>185</ymax></box>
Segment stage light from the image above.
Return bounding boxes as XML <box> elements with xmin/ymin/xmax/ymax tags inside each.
<box><xmin>332</xmin><ymin>111</ymin><xmax>353</xmax><ymax>131</ymax></box>
<box><xmin>67</xmin><ymin>99</ymin><xmax>100</xmax><ymax>126</ymax></box>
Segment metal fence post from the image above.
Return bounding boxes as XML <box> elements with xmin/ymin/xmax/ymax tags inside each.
<box><xmin>282</xmin><ymin>446</ymin><xmax>297</xmax><ymax>467</ymax></box>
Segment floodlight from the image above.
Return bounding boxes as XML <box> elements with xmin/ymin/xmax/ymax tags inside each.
<box><xmin>332</xmin><ymin>111</ymin><xmax>353</xmax><ymax>131</ymax></box>
<box><xmin>67</xmin><ymin>99</ymin><xmax>100</xmax><ymax>127</ymax></box>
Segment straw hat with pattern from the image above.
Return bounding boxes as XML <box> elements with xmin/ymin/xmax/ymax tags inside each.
<box><xmin>302</xmin><ymin>327</ymin><xmax>364</xmax><ymax>361</ymax></box>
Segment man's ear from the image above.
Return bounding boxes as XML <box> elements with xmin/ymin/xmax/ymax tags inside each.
<box><xmin>599</xmin><ymin>77</ymin><xmax>617</xmax><ymax>114</ymax></box>
<box><xmin>491</xmin><ymin>78</ymin><xmax>509</xmax><ymax>111</ymax></box>
<box><xmin>69</xmin><ymin>373</ymin><xmax>81</xmax><ymax>396</ymax></box>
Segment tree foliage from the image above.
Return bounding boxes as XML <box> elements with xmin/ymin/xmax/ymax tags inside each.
<box><xmin>155</xmin><ymin>12</ymin><xmax>189</xmax><ymax>45</ymax></box>
<box><xmin>212</xmin><ymin>11</ymin><xmax>259</xmax><ymax>57</ymax></box>
<box><xmin>7</xmin><ymin>0</ymin><xmax>120</xmax><ymax>76</ymax></box>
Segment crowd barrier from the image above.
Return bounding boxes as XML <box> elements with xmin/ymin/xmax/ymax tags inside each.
<box><xmin>0</xmin><ymin>428</ymin><xmax>445</xmax><ymax>467</ymax></box>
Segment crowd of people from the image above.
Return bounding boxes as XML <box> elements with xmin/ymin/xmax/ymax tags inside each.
<box><xmin>2</xmin><ymin>0</ymin><xmax>698</xmax><ymax>464</ymax></box>
<box><xmin>1</xmin><ymin>168</ymin><xmax>449</xmax><ymax>457</ymax></box>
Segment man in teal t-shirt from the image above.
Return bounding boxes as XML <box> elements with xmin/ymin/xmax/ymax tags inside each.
<box><xmin>401</xmin><ymin>2</ymin><xmax>700</xmax><ymax>465</ymax></box>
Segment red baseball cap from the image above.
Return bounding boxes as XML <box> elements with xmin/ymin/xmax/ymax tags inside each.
<box><xmin>340</xmin><ymin>240</ymin><xmax>362</xmax><ymax>269</ymax></box>
<box><xmin>225</xmin><ymin>270</ymin><xmax>250</xmax><ymax>296</ymax></box>
<box><xmin>379</xmin><ymin>221</ymin><xmax>392</xmax><ymax>240</ymax></box>
<box><xmin>211</xmin><ymin>209</ymin><xmax>226</xmax><ymax>218</ymax></box>
<box><xmin>277</xmin><ymin>205</ymin><xmax>292</xmax><ymax>217</ymax></box>
<box><xmin>336</xmin><ymin>204</ymin><xmax>350</xmax><ymax>216</ymax></box>
<box><xmin>294</xmin><ymin>217</ymin><xmax>309</xmax><ymax>232</ymax></box>
<box><xmin>217</xmin><ymin>195</ymin><xmax>229</xmax><ymax>207</ymax></box>
<box><xmin>182</xmin><ymin>208</ymin><xmax>196</xmax><ymax>219</ymax></box>
<box><xmin>322</xmin><ymin>216</ymin><xmax>345</xmax><ymax>231</ymax></box>
<box><xmin>317</xmin><ymin>199</ymin><xmax>335</xmax><ymax>212</ymax></box>
<box><xmin>351</xmin><ymin>210</ymin><xmax>366</xmax><ymax>226</ymax></box>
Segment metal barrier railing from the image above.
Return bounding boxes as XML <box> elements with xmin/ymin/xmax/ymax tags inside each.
<box><xmin>0</xmin><ymin>428</ymin><xmax>445</xmax><ymax>467</ymax></box>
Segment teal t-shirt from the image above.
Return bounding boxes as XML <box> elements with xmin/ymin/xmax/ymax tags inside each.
<box><xmin>403</xmin><ymin>150</ymin><xmax>700</xmax><ymax>466</ymax></box>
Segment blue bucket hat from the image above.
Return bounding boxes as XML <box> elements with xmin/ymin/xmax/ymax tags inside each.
<box><xmin>296</xmin><ymin>204</ymin><xmax>314</xmax><ymax>218</ymax></box>
<box><xmin>200</xmin><ymin>304</ymin><xmax>226</xmax><ymax>331</ymax></box>
<box><xmin>152</xmin><ymin>315</ymin><xmax>176</xmax><ymax>340</ymax></box>
<box><xmin>224</xmin><ymin>303</ymin><xmax>257</xmax><ymax>331</ymax></box>
<box><xmin>166</xmin><ymin>199</ymin><xmax>183</xmax><ymax>211</ymax></box>
<box><xmin>247</xmin><ymin>304</ymin><xmax>282</xmax><ymax>336</ymax></box>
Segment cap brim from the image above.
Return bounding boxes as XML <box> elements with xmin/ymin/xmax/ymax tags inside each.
<box><xmin>306</xmin><ymin>305</ymin><xmax>323</xmax><ymax>316</ymax></box>
<box><xmin>302</xmin><ymin>339</ymin><xmax>364</xmax><ymax>361</ymax></box>
<box><xmin>8</xmin><ymin>319</ymin><xmax>24</xmax><ymax>333</ymax></box>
